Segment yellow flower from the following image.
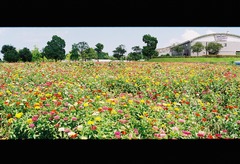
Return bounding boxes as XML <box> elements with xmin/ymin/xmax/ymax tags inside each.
<box><xmin>140</xmin><ymin>99</ymin><xmax>145</xmax><ymax>103</ymax></box>
<box><xmin>84</xmin><ymin>103</ymin><xmax>89</xmax><ymax>107</ymax></box>
<box><xmin>111</xmin><ymin>109</ymin><xmax>117</xmax><ymax>115</ymax></box>
<box><xmin>15</xmin><ymin>112</ymin><xmax>23</xmax><ymax>119</ymax></box>
<box><xmin>96</xmin><ymin>96</ymin><xmax>101</xmax><ymax>99</ymax></box>
<box><xmin>139</xmin><ymin>115</ymin><xmax>144</xmax><ymax>119</ymax></box>
<box><xmin>216</xmin><ymin>115</ymin><xmax>221</xmax><ymax>119</ymax></box>
<box><xmin>87</xmin><ymin>120</ymin><xmax>94</xmax><ymax>125</ymax></box>
<box><xmin>26</xmin><ymin>118</ymin><xmax>33</xmax><ymax>124</ymax></box>
<box><xmin>95</xmin><ymin>116</ymin><xmax>102</xmax><ymax>121</ymax></box>
<box><xmin>155</xmin><ymin>82</ymin><xmax>160</xmax><ymax>86</ymax></box>
<box><xmin>233</xmin><ymin>112</ymin><xmax>238</xmax><ymax>115</ymax></box>
<box><xmin>128</xmin><ymin>100</ymin><xmax>133</xmax><ymax>104</ymax></box>
<box><xmin>45</xmin><ymin>93</ymin><xmax>52</xmax><ymax>98</ymax></box>
<box><xmin>8</xmin><ymin>118</ymin><xmax>14</xmax><ymax>124</ymax></box>
<box><xmin>174</xmin><ymin>108</ymin><xmax>180</xmax><ymax>111</ymax></box>
<box><xmin>166</xmin><ymin>114</ymin><xmax>172</xmax><ymax>118</ymax></box>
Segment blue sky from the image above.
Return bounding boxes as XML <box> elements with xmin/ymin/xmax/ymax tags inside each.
<box><xmin>0</xmin><ymin>27</ymin><xmax>239</xmax><ymax>60</ymax></box>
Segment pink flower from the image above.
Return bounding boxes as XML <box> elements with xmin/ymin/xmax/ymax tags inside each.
<box><xmin>117</xmin><ymin>110</ymin><xmax>123</xmax><ymax>114</ymax></box>
<box><xmin>222</xmin><ymin>129</ymin><xmax>228</xmax><ymax>133</ymax></box>
<box><xmin>178</xmin><ymin>119</ymin><xmax>185</xmax><ymax>123</ymax></box>
<box><xmin>237</xmin><ymin>120</ymin><xmax>240</xmax><ymax>124</ymax></box>
<box><xmin>134</xmin><ymin>128</ymin><xmax>139</xmax><ymax>135</ymax></box>
<box><xmin>64</xmin><ymin>128</ymin><xmax>71</xmax><ymax>133</ymax></box>
<box><xmin>182</xmin><ymin>130</ymin><xmax>191</xmax><ymax>136</ymax></box>
<box><xmin>152</xmin><ymin>126</ymin><xmax>159</xmax><ymax>131</ymax></box>
<box><xmin>215</xmin><ymin>134</ymin><xmax>222</xmax><ymax>138</ymax></box>
<box><xmin>197</xmin><ymin>131</ymin><xmax>206</xmax><ymax>137</ymax></box>
<box><xmin>63</xmin><ymin>117</ymin><xmax>68</xmax><ymax>121</ymax></box>
<box><xmin>154</xmin><ymin>133</ymin><xmax>166</xmax><ymax>139</ymax></box>
<box><xmin>168</xmin><ymin>121</ymin><xmax>175</xmax><ymax>125</ymax></box>
<box><xmin>115</xmin><ymin>131</ymin><xmax>121</xmax><ymax>139</ymax></box>
<box><xmin>54</xmin><ymin>115</ymin><xmax>60</xmax><ymax>120</ymax></box>
<box><xmin>172</xmin><ymin>126</ymin><xmax>179</xmax><ymax>131</ymax></box>
<box><xmin>29</xmin><ymin>123</ymin><xmax>35</xmax><ymax>128</ymax></box>
<box><xmin>45</xmin><ymin>103</ymin><xmax>50</xmax><ymax>107</ymax></box>
<box><xmin>32</xmin><ymin>115</ymin><xmax>38</xmax><ymax>122</ymax></box>
<box><xmin>72</xmin><ymin>117</ymin><xmax>77</xmax><ymax>121</ymax></box>
<box><xmin>102</xmin><ymin>106</ymin><xmax>108</xmax><ymax>110</ymax></box>
<box><xmin>119</xmin><ymin>119</ymin><xmax>128</xmax><ymax>124</ymax></box>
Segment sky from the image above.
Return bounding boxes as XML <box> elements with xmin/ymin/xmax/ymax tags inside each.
<box><xmin>0</xmin><ymin>27</ymin><xmax>240</xmax><ymax>60</ymax></box>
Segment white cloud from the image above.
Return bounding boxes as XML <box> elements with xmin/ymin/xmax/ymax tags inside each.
<box><xmin>205</xmin><ymin>30</ymin><xmax>215</xmax><ymax>34</ymax></box>
<box><xmin>168</xmin><ymin>29</ymin><xmax>200</xmax><ymax>46</ymax></box>
<box><xmin>181</xmin><ymin>29</ymin><xmax>200</xmax><ymax>40</ymax></box>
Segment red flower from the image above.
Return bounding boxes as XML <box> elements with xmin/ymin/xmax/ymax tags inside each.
<box><xmin>207</xmin><ymin>134</ymin><xmax>213</xmax><ymax>139</ymax></box>
<box><xmin>91</xmin><ymin>125</ymin><xmax>97</xmax><ymax>131</ymax></box>
<box><xmin>121</xmin><ymin>131</ymin><xmax>127</xmax><ymax>135</ymax></box>
<box><xmin>202</xmin><ymin>118</ymin><xmax>207</xmax><ymax>122</ymax></box>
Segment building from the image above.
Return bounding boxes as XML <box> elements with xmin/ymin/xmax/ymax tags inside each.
<box><xmin>157</xmin><ymin>33</ymin><xmax>240</xmax><ymax>56</ymax></box>
<box><xmin>156</xmin><ymin>46</ymin><xmax>171</xmax><ymax>56</ymax></box>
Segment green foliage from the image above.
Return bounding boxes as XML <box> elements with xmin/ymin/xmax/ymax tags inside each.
<box><xmin>70</xmin><ymin>43</ymin><xmax>80</xmax><ymax>61</ymax></box>
<box><xmin>85</xmin><ymin>48</ymin><xmax>97</xmax><ymax>60</ymax></box>
<box><xmin>19</xmin><ymin>47</ymin><xmax>32</xmax><ymax>62</ymax></box>
<box><xmin>31</xmin><ymin>46</ymin><xmax>43</xmax><ymax>62</ymax></box>
<box><xmin>206</xmin><ymin>42</ymin><xmax>223</xmax><ymax>55</ymax></box>
<box><xmin>3</xmin><ymin>49</ymin><xmax>20</xmax><ymax>62</ymax></box>
<box><xmin>1</xmin><ymin>45</ymin><xmax>20</xmax><ymax>62</ymax></box>
<box><xmin>142</xmin><ymin>34</ymin><xmax>158</xmax><ymax>60</ymax></box>
<box><xmin>191</xmin><ymin>42</ymin><xmax>204</xmax><ymax>56</ymax></box>
<box><xmin>172</xmin><ymin>45</ymin><xmax>184</xmax><ymax>56</ymax></box>
<box><xmin>78</xmin><ymin>42</ymin><xmax>89</xmax><ymax>61</ymax></box>
<box><xmin>113</xmin><ymin>44</ymin><xmax>127</xmax><ymax>60</ymax></box>
<box><xmin>127</xmin><ymin>46</ymin><xmax>143</xmax><ymax>61</ymax></box>
<box><xmin>42</xmin><ymin>35</ymin><xmax>66</xmax><ymax>61</ymax></box>
<box><xmin>1</xmin><ymin>45</ymin><xmax>16</xmax><ymax>54</ymax></box>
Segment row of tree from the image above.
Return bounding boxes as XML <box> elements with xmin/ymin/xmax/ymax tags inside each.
<box><xmin>1</xmin><ymin>34</ymin><xmax>158</xmax><ymax>62</ymax></box>
<box><xmin>172</xmin><ymin>41</ymin><xmax>224</xmax><ymax>56</ymax></box>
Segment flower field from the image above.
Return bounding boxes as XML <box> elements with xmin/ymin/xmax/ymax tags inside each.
<box><xmin>0</xmin><ymin>61</ymin><xmax>239</xmax><ymax>139</ymax></box>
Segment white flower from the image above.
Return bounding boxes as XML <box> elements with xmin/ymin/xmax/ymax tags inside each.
<box><xmin>77</xmin><ymin>125</ymin><xmax>83</xmax><ymax>131</ymax></box>
<box><xmin>68</xmin><ymin>131</ymin><xmax>76</xmax><ymax>137</ymax></box>
<box><xmin>92</xmin><ymin>111</ymin><xmax>99</xmax><ymax>116</ymax></box>
<box><xmin>58</xmin><ymin>127</ymin><xmax>65</xmax><ymax>132</ymax></box>
<box><xmin>81</xmin><ymin>136</ymin><xmax>88</xmax><ymax>140</ymax></box>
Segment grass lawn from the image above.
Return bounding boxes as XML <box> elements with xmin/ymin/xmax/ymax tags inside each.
<box><xmin>149</xmin><ymin>57</ymin><xmax>240</xmax><ymax>63</ymax></box>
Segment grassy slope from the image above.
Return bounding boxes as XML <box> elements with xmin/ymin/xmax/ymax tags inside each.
<box><xmin>149</xmin><ymin>57</ymin><xmax>240</xmax><ymax>63</ymax></box>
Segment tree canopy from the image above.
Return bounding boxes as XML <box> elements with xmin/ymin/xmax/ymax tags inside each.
<box><xmin>42</xmin><ymin>35</ymin><xmax>66</xmax><ymax>61</ymax></box>
<box><xmin>113</xmin><ymin>44</ymin><xmax>127</xmax><ymax>60</ymax></box>
<box><xmin>205</xmin><ymin>42</ymin><xmax>223</xmax><ymax>55</ymax></box>
<box><xmin>191</xmin><ymin>42</ymin><xmax>204</xmax><ymax>56</ymax></box>
<box><xmin>142</xmin><ymin>34</ymin><xmax>158</xmax><ymax>60</ymax></box>
<box><xmin>1</xmin><ymin>45</ymin><xmax>20</xmax><ymax>62</ymax></box>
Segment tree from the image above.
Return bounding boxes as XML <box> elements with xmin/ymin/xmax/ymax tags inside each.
<box><xmin>127</xmin><ymin>46</ymin><xmax>142</xmax><ymax>61</ymax></box>
<box><xmin>142</xmin><ymin>34</ymin><xmax>158</xmax><ymax>60</ymax></box>
<box><xmin>78</xmin><ymin>41</ymin><xmax>89</xmax><ymax>61</ymax></box>
<box><xmin>1</xmin><ymin>45</ymin><xmax>20</xmax><ymax>62</ymax></box>
<box><xmin>205</xmin><ymin>42</ymin><xmax>223</xmax><ymax>55</ymax></box>
<box><xmin>70</xmin><ymin>43</ymin><xmax>80</xmax><ymax>61</ymax></box>
<box><xmin>85</xmin><ymin>48</ymin><xmax>97</xmax><ymax>60</ymax></box>
<box><xmin>113</xmin><ymin>44</ymin><xmax>126</xmax><ymax>60</ymax></box>
<box><xmin>32</xmin><ymin>45</ymin><xmax>43</xmax><ymax>62</ymax></box>
<box><xmin>172</xmin><ymin>45</ymin><xmax>184</xmax><ymax>56</ymax></box>
<box><xmin>191</xmin><ymin>42</ymin><xmax>204</xmax><ymax>56</ymax></box>
<box><xmin>95</xmin><ymin>43</ymin><xmax>104</xmax><ymax>60</ymax></box>
<box><xmin>42</xmin><ymin>35</ymin><xmax>66</xmax><ymax>61</ymax></box>
<box><xmin>19</xmin><ymin>47</ymin><xmax>32</xmax><ymax>62</ymax></box>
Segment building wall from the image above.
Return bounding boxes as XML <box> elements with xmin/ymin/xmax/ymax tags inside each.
<box><xmin>191</xmin><ymin>40</ymin><xmax>240</xmax><ymax>56</ymax></box>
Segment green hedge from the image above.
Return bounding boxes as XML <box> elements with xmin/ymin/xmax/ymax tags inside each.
<box><xmin>156</xmin><ymin>55</ymin><xmax>240</xmax><ymax>58</ymax></box>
